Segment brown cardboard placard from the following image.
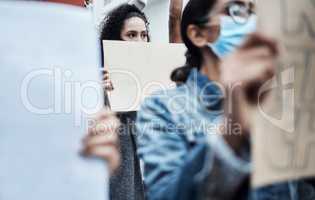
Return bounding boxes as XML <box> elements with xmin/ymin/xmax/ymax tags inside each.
<box><xmin>252</xmin><ymin>0</ymin><xmax>315</xmax><ymax>187</ymax></box>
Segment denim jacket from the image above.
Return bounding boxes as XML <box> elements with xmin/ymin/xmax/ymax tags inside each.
<box><xmin>136</xmin><ymin>68</ymin><xmax>315</xmax><ymax>200</ymax></box>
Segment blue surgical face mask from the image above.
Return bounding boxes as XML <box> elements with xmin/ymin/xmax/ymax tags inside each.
<box><xmin>209</xmin><ymin>15</ymin><xmax>257</xmax><ymax>58</ymax></box>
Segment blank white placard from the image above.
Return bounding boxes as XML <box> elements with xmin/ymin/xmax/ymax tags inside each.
<box><xmin>0</xmin><ymin>1</ymin><xmax>108</xmax><ymax>200</ymax></box>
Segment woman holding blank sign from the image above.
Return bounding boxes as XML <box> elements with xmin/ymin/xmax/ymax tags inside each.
<box><xmin>99</xmin><ymin>0</ymin><xmax>184</xmax><ymax>91</ymax></box>
<box><xmin>99</xmin><ymin>3</ymin><xmax>150</xmax><ymax>91</ymax></box>
<box><xmin>83</xmin><ymin>1</ymin><xmax>186</xmax><ymax>200</ymax></box>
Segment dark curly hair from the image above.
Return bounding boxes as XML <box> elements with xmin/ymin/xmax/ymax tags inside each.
<box><xmin>100</xmin><ymin>4</ymin><xmax>150</xmax><ymax>42</ymax></box>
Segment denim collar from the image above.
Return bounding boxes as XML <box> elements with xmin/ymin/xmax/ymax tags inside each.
<box><xmin>186</xmin><ymin>68</ymin><xmax>224</xmax><ymax>111</ymax></box>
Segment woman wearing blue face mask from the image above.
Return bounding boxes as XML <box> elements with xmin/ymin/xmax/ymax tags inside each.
<box><xmin>210</xmin><ymin>2</ymin><xmax>257</xmax><ymax>58</ymax></box>
<box><xmin>136</xmin><ymin>0</ymin><xmax>315</xmax><ymax>199</ymax></box>
<box><xmin>171</xmin><ymin>0</ymin><xmax>257</xmax><ymax>83</ymax></box>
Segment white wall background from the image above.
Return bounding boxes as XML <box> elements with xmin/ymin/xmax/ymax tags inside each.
<box><xmin>142</xmin><ymin>0</ymin><xmax>189</xmax><ymax>42</ymax></box>
<box><xmin>144</xmin><ymin>0</ymin><xmax>169</xmax><ymax>43</ymax></box>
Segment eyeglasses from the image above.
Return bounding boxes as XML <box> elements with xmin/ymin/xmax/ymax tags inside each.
<box><xmin>224</xmin><ymin>1</ymin><xmax>256</xmax><ymax>24</ymax></box>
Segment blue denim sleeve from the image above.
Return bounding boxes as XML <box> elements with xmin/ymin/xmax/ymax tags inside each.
<box><xmin>136</xmin><ymin>96</ymin><xmax>251</xmax><ymax>200</ymax></box>
<box><xmin>136</xmin><ymin>97</ymin><xmax>210</xmax><ymax>200</ymax></box>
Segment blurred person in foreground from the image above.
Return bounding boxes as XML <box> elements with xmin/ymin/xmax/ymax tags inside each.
<box><xmin>135</xmin><ymin>0</ymin><xmax>315</xmax><ymax>199</ymax></box>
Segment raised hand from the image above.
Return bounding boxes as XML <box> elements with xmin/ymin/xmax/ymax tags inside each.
<box><xmin>81</xmin><ymin>109</ymin><xmax>120</xmax><ymax>175</ymax></box>
<box><xmin>219</xmin><ymin>33</ymin><xmax>279</xmax><ymax>153</ymax></box>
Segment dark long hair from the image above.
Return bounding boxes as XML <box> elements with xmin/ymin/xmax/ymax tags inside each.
<box><xmin>171</xmin><ymin>0</ymin><xmax>217</xmax><ymax>83</ymax></box>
